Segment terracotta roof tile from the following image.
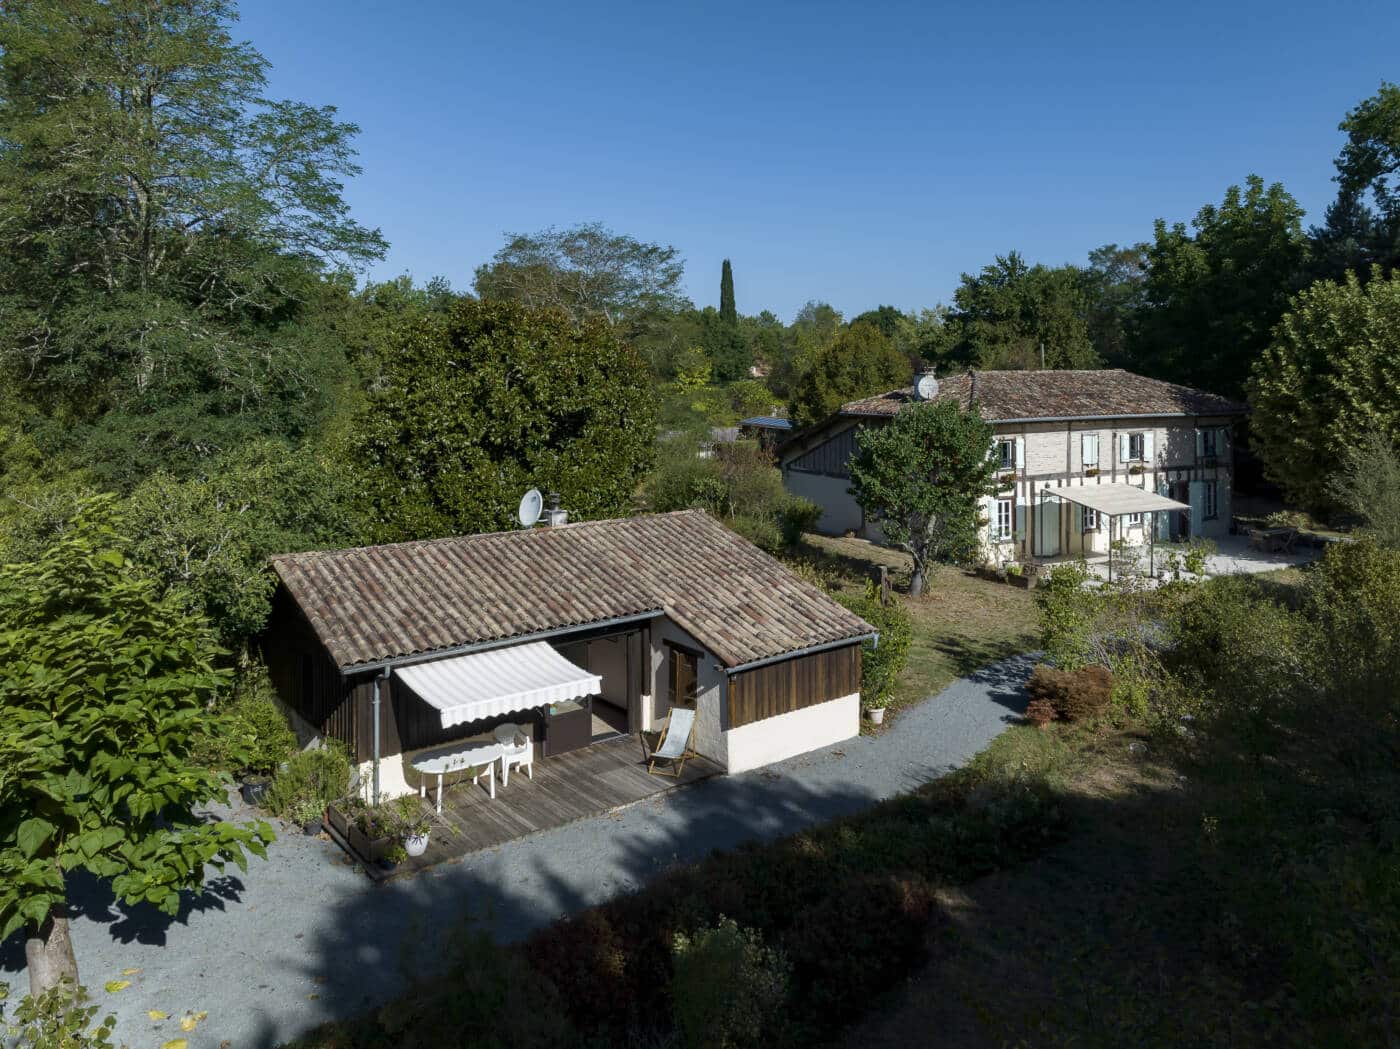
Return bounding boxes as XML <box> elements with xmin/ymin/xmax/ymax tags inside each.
<box><xmin>841</xmin><ymin>369</ymin><xmax>1246</xmax><ymax>421</ymax></box>
<box><xmin>271</xmin><ymin>511</ymin><xmax>874</xmax><ymax>670</ymax></box>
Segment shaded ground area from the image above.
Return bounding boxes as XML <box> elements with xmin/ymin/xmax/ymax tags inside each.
<box><xmin>1</xmin><ymin>655</ymin><xmax>1035</xmax><ymax>1049</ymax></box>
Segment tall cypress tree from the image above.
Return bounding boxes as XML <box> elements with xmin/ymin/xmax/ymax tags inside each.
<box><xmin>720</xmin><ymin>259</ymin><xmax>737</xmax><ymax>325</ymax></box>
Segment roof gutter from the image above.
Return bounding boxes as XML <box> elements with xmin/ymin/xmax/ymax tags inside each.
<box><xmin>724</xmin><ymin>632</ymin><xmax>879</xmax><ymax>676</ymax></box>
<box><xmin>342</xmin><ymin>610</ymin><xmax>664</xmax><ymax>675</ymax></box>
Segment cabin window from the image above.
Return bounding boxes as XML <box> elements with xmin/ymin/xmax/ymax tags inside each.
<box><xmin>1082</xmin><ymin>508</ymin><xmax>1099</xmax><ymax>531</ymax></box>
<box><xmin>995</xmin><ymin>498</ymin><xmax>1014</xmax><ymax>540</ymax></box>
<box><xmin>1128</xmin><ymin>433</ymin><xmax>1146</xmax><ymax>461</ymax></box>
<box><xmin>1127</xmin><ymin>512</ymin><xmax>1143</xmax><ymax>527</ymax></box>
<box><xmin>1200</xmin><ymin>428</ymin><xmax>1219</xmax><ymax>457</ymax></box>
<box><xmin>667</xmin><ymin>643</ymin><xmax>700</xmax><ymax>709</ymax></box>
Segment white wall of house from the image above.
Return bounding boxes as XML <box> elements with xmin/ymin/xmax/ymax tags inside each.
<box><xmin>783</xmin><ymin>470</ymin><xmax>865</xmax><ymax>536</ymax></box>
<box><xmin>724</xmin><ymin>692</ymin><xmax>859</xmax><ymax>773</ymax></box>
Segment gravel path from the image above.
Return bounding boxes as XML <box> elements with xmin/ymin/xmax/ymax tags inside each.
<box><xmin>1</xmin><ymin>654</ymin><xmax>1034</xmax><ymax>1049</ymax></box>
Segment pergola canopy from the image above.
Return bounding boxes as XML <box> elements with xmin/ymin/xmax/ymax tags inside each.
<box><xmin>1044</xmin><ymin>483</ymin><xmax>1188</xmax><ymax>517</ymax></box>
<box><xmin>394</xmin><ymin>641</ymin><xmax>601</xmax><ymax>729</ymax></box>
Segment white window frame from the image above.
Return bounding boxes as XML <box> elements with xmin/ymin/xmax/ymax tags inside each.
<box><xmin>1128</xmin><ymin>432</ymin><xmax>1146</xmax><ymax>462</ymax></box>
<box><xmin>997</xmin><ymin>438</ymin><xmax>1016</xmax><ymax>470</ymax></box>
<box><xmin>1203</xmin><ymin>480</ymin><xmax>1219</xmax><ymax>520</ymax></box>
<box><xmin>995</xmin><ymin>497</ymin><xmax>1014</xmax><ymax>541</ymax></box>
<box><xmin>1082</xmin><ymin>507</ymin><xmax>1099</xmax><ymax>531</ymax></box>
<box><xmin>1127</xmin><ymin>511</ymin><xmax>1142</xmax><ymax>527</ymax></box>
<box><xmin>1200</xmin><ymin>428</ymin><xmax>1219</xmax><ymax>458</ymax></box>
<box><xmin>1081</xmin><ymin>432</ymin><xmax>1100</xmax><ymax>468</ymax></box>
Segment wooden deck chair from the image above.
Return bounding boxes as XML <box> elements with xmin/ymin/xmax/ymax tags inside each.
<box><xmin>641</xmin><ymin>707</ymin><xmax>697</xmax><ymax>777</ymax></box>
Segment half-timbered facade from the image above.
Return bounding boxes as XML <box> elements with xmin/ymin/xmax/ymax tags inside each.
<box><xmin>779</xmin><ymin>369</ymin><xmax>1248</xmax><ymax>563</ymax></box>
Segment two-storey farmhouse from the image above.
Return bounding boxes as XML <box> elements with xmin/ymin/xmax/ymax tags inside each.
<box><xmin>779</xmin><ymin>369</ymin><xmax>1247</xmax><ymax>563</ymax></box>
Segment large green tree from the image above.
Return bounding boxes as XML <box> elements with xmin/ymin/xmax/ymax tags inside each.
<box><xmin>848</xmin><ymin>400</ymin><xmax>996</xmax><ymax>597</ymax></box>
<box><xmin>787</xmin><ymin>321</ymin><xmax>908</xmax><ymax>429</ymax></box>
<box><xmin>350</xmin><ymin>298</ymin><xmax>658</xmax><ymax>542</ymax></box>
<box><xmin>0</xmin><ymin>499</ymin><xmax>273</xmax><ymax>995</ymax></box>
<box><xmin>944</xmin><ymin>252</ymin><xmax>1099</xmax><ymax>371</ymax></box>
<box><xmin>1311</xmin><ymin>82</ymin><xmax>1400</xmax><ymax>280</ymax></box>
<box><xmin>1080</xmin><ymin>243</ymin><xmax>1149</xmax><ymax>366</ymax></box>
<box><xmin>719</xmin><ymin>259</ymin><xmax>737</xmax><ymax>325</ymax></box>
<box><xmin>473</xmin><ymin>223</ymin><xmax>686</xmax><ymax>330</ymax></box>
<box><xmin>0</xmin><ymin>0</ymin><xmax>385</xmax><ymax>484</ymax></box>
<box><xmin>1132</xmin><ymin>175</ymin><xmax>1307</xmax><ymax>398</ymax></box>
<box><xmin>1248</xmin><ymin>268</ymin><xmax>1400</xmax><ymax>512</ymax></box>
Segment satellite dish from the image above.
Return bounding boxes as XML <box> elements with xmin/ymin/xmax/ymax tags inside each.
<box><xmin>517</xmin><ymin>488</ymin><xmax>543</xmax><ymax>528</ymax></box>
<box><xmin>915</xmin><ymin>372</ymin><xmax>940</xmax><ymax>401</ymax></box>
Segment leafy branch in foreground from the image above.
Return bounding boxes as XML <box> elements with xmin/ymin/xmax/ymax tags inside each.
<box><xmin>0</xmin><ymin>496</ymin><xmax>274</xmax><ymax>996</ymax></box>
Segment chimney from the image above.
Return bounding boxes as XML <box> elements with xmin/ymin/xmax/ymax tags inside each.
<box><xmin>545</xmin><ymin>491</ymin><xmax>569</xmax><ymax>527</ymax></box>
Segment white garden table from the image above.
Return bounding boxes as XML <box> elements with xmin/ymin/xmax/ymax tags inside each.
<box><xmin>411</xmin><ymin>741</ymin><xmax>507</xmax><ymax>813</ymax></box>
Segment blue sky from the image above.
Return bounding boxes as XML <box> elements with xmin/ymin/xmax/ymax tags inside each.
<box><xmin>239</xmin><ymin>0</ymin><xmax>1399</xmax><ymax>321</ymax></box>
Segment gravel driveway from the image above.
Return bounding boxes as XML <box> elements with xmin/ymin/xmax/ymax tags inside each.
<box><xmin>1</xmin><ymin>654</ymin><xmax>1034</xmax><ymax>1049</ymax></box>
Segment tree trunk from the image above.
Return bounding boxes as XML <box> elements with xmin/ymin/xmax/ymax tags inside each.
<box><xmin>908</xmin><ymin>566</ymin><xmax>926</xmax><ymax>597</ymax></box>
<box><xmin>27</xmin><ymin>906</ymin><xmax>79</xmax><ymax>998</ymax></box>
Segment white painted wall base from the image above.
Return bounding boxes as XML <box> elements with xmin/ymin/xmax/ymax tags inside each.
<box><xmin>723</xmin><ymin>692</ymin><xmax>859</xmax><ymax>773</ymax></box>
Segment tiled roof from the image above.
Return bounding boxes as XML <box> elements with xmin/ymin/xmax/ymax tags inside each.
<box><xmin>841</xmin><ymin>369</ymin><xmax>1246</xmax><ymax>422</ymax></box>
<box><xmin>271</xmin><ymin>511</ymin><xmax>874</xmax><ymax>671</ymax></box>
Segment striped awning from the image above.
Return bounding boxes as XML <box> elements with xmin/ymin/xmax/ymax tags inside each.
<box><xmin>394</xmin><ymin>642</ymin><xmax>601</xmax><ymax>729</ymax></box>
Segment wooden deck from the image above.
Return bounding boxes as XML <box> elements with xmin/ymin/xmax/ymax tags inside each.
<box><xmin>386</xmin><ymin>737</ymin><xmax>720</xmax><ymax>878</ymax></box>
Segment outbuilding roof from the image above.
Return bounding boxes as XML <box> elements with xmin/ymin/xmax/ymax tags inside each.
<box><xmin>841</xmin><ymin>369</ymin><xmax>1246</xmax><ymax>422</ymax></box>
<box><xmin>270</xmin><ymin>510</ymin><xmax>874</xmax><ymax>672</ymax></box>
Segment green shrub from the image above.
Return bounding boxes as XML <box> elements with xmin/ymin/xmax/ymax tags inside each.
<box><xmin>1027</xmin><ymin>664</ymin><xmax>1114</xmax><ymax>722</ymax></box>
<box><xmin>264</xmin><ymin>742</ymin><xmax>351</xmax><ymax>819</ymax></box>
<box><xmin>0</xmin><ymin>980</ymin><xmax>115</xmax><ymax>1048</ymax></box>
<box><xmin>1166</xmin><ymin>576</ymin><xmax>1309</xmax><ymax>714</ymax></box>
<box><xmin>192</xmin><ymin>664</ymin><xmax>298</xmax><ymax>777</ymax></box>
<box><xmin>1035</xmin><ymin>560</ymin><xmax>1096</xmax><ymax>670</ymax></box>
<box><xmin>1302</xmin><ymin>537</ymin><xmax>1400</xmax><ymax>701</ymax></box>
<box><xmin>774</xmin><ymin>495</ymin><xmax>822</xmax><ymax>548</ymax></box>
<box><xmin>647</xmin><ymin>453</ymin><xmax>728</xmax><ymax>514</ymax></box>
<box><xmin>671</xmin><ymin>918</ymin><xmax>789</xmax><ymax>1049</ymax></box>
<box><xmin>728</xmin><ymin>513</ymin><xmax>783</xmax><ymax>554</ymax></box>
<box><xmin>837</xmin><ymin>582</ymin><xmax>913</xmax><ymax>710</ymax></box>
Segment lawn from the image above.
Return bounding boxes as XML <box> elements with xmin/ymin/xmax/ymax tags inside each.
<box><xmin>798</xmin><ymin>534</ymin><xmax>1041</xmax><ymax>719</ymax></box>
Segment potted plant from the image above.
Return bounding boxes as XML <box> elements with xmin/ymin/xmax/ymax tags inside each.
<box><xmin>863</xmin><ymin>697</ymin><xmax>887</xmax><ymax>725</ymax></box>
<box><xmin>290</xmin><ymin>797</ymin><xmax>325</xmax><ymax>837</ymax></box>
<box><xmin>392</xmin><ymin>795</ymin><xmax>432</xmax><ymax>858</ymax></box>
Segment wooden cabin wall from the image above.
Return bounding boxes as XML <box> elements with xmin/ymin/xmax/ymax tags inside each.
<box><xmin>727</xmin><ymin>644</ymin><xmax>862</xmax><ymax>729</ymax></box>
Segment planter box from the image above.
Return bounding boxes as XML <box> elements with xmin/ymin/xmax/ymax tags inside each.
<box><xmin>326</xmin><ymin>802</ymin><xmax>394</xmax><ymax>865</ymax></box>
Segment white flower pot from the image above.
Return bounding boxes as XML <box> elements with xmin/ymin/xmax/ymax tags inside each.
<box><xmin>866</xmin><ymin>707</ymin><xmax>886</xmax><ymax>725</ymax></box>
<box><xmin>403</xmin><ymin>832</ymin><xmax>430</xmax><ymax>858</ymax></box>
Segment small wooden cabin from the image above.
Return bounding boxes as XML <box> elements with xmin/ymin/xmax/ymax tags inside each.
<box><xmin>261</xmin><ymin>511</ymin><xmax>874</xmax><ymax>800</ymax></box>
